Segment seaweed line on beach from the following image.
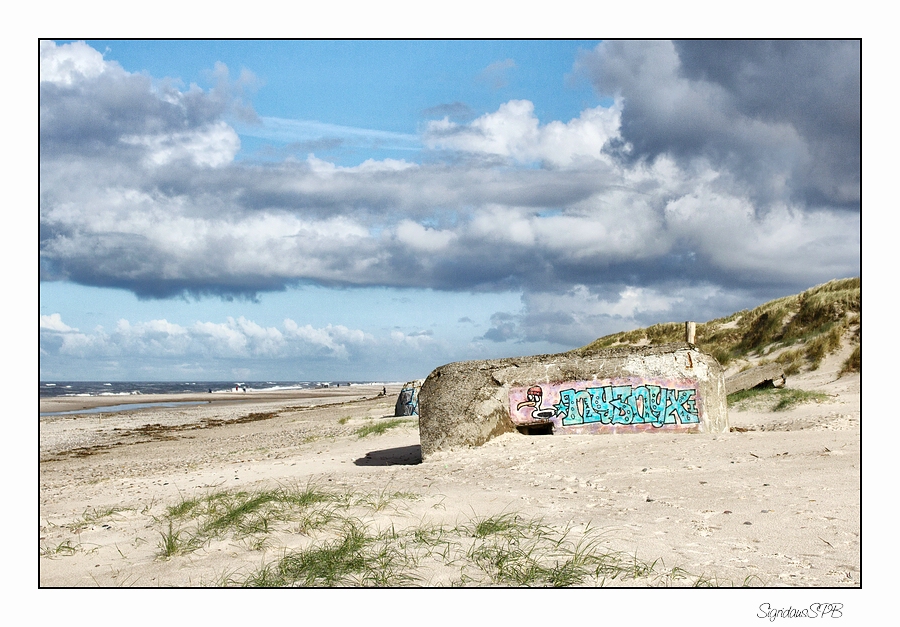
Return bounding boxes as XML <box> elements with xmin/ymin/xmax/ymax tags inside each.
<box><xmin>41</xmin><ymin>410</ymin><xmax>283</xmax><ymax>461</ymax></box>
<box><xmin>40</xmin><ymin>393</ymin><xmax>402</xmax><ymax>462</ymax></box>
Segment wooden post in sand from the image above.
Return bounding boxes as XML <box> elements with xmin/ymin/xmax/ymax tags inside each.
<box><xmin>685</xmin><ymin>321</ymin><xmax>696</xmax><ymax>344</ymax></box>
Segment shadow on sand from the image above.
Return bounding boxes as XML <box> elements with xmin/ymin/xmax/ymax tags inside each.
<box><xmin>354</xmin><ymin>444</ymin><xmax>422</xmax><ymax>466</ymax></box>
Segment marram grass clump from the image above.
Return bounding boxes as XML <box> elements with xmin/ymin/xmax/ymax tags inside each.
<box><xmin>154</xmin><ymin>485</ymin><xmax>751</xmax><ymax>587</ymax></box>
<box><xmin>727</xmin><ymin>387</ymin><xmax>830</xmax><ymax>412</ymax></box>
<box><xmin>840</xmin><ymin>345</ymin><xmax>861</xmax><ymax>376</ymax></box>
<box><xmin>354</xmin><ymin>418</ymin><xmax>413</xmax><ymax>438</ymax></box>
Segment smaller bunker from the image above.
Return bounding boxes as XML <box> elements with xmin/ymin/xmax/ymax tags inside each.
<box><xmin>725</xmin><ymin>363</ymin><xmax>786</xmax><ymax>395</ymax></box>
<box><xmin>394</xmin><ymin>379</ymin><xmax>424</xmax><ymax>416</ymax></box>
<box><xmin>418</xmin><ymin>342</ymin><xmax>728</xmax><ymax>459</ymax></box>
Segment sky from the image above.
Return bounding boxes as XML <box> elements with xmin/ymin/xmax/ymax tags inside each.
<box><xmin>38</xmin><ymin>39</ymin><xmax>861</xmax><ymax>382</ymax></box>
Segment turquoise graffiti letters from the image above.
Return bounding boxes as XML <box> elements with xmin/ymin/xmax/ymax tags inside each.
<box><xmin>556</xmin><ymin>383</ymin><xmax>699</xmax><ymax>427</ymax></box>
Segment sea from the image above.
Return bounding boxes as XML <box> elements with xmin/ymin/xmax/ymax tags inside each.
<box><xmin>39</xmin><ymin>380</ymin><xmax>393</xmax><ymax>399</ymax></box>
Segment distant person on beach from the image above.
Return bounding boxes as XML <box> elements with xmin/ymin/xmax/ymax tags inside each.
<box><xmin>382</xmin><ymin>387</ymin><xmax>386</xmax><ymax>396</ymax></box>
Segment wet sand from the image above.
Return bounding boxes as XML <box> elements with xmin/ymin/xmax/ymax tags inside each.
<box><xmin>40</xmin><ymin>384</ymin><xmax>389</xmax><ymax>414</ymax></box>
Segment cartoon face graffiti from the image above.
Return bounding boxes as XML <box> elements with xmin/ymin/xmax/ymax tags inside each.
<box><xmin>516</xmin><ymin>385</ymin><xmax>543</xmax><ymax>409</ymax></box>
<box><xmin>515</xmin><ymin>385</ymin><xmax>557</xmax><ymax>421</ymax></box>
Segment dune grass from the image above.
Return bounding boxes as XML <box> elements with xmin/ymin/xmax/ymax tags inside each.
<box><xmin>727</xmin><ymin>386</ymin><xmax>830</xmax><ymax>411</ymax></box>
<box><xmin>840</xmin><ymin>345</ymin><xmax>861</xmax><ymax>376</ymax></box>
<box><xmin>40</xmin><ymin>540</ymin><xmax>80</xmax><ymax>557</ymax></box>
<box><xmin>234</xmin><ymin>511</ymin><xmax>728</xmax><ymax>587</ymax></box>
<box><xmin>771</xmin><ymin>389</ymin><xmax>831</xmax><ymax>412</ymax></box>
<box><xmin>578</xmin><ymin>277</ymin><xmax>861</xmax><ymax>373</ymax></box>
<box><xmin>153</xmin><ymin>484</ymin><xmax>750</xmax><ymax>587</ymax></box>
<box><xmin>354</xmin><ymin>418</ymin><xmax>412</xmax><ymax>438</ymax></box>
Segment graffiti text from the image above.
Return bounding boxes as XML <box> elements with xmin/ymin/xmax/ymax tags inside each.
<box><xmin>555</xmin><ymin>384</ymin><xmax>699</xmax><ymax>427</ymax></box>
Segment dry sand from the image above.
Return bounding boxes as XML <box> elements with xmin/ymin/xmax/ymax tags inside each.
<box><xmin>38</xmin><ymin>352</ymin><xmax>862</xmax><ymax>593</ymax></box>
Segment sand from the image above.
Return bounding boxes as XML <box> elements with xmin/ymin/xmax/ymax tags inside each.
<box><xmin>39</xmin><ymin>356</ymin><xmax>860</xmax><ymax>591</ymax></box>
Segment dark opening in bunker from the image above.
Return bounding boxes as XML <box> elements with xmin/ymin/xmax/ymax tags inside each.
<box><xmin>516</xmin><ymin>421</ymin><xmax>554</xmax><ymax>436</ymax></box>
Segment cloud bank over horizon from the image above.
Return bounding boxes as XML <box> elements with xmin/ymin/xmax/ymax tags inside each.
<box><xmin>40</xmin><ymin>40</ymin><xmax>860</xmax><ymax>368</ymax></box>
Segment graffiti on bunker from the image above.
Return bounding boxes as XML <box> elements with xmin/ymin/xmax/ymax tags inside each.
<box><xmin>396</xmin><ymin>386</ymin><xmax>419</xmax><ymax>416</ymax></box>
<box><xmin>514</xmin><ymin>385</ymin><xmax>558</xmax><ymax>421</ymax></box>
<box><xmin>508</xmin><ymin>379</ymin><xmax>701</xmax><ymax>430</ymax></box>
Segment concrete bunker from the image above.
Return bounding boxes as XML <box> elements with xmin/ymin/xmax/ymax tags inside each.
<box><xmin>417</xmin><ymin>342</ymin><xmax>729</xmax><ymax>459</ymax></box>
<box><xmin>724</xmin><ymin>363</ymin><xmax>786</xmax><ymax>395</ymax></box>
<box><xmin>394</xmin><ymin>379</ymin><xmax>424</xmax><ymax>416</ymax></box>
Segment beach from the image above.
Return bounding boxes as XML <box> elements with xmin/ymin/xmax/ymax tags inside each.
<box><xmin>39</xmin><ymin>353</ymin><xmax>859</xmax><ymax>588</ymax></box>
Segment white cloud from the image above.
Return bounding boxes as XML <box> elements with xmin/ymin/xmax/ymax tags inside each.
<box><xmin>390</xmin><ymin>330</ymin><xmax>437</xmax><ymax>350</ymax></box>
<box><xmin>664</xmin><ymin>188</ymin><xmax>861</xmax><ymax>281</ymax></box>
<box><xmin>305</xmin><ymin>154</ymin><xmax>417</xmax><ymax>175</ymax></box>
<box><xmin>58</xmin><ymin>332</ymin><xmax>101</xmax><ymax>355</ymax></box>
<box><xmin>467</xmin><ymin>206</ymin><xmax>536</xmax><ymax>246</ymax></box>
<box><xmin>352</xmin><ymin>158</ymin><xmax>417</xmax><ymax>173</ymax></box>
<box><xmin>41</xmin><ymin>315</ymin><xmax>377</xmax><ymax>362</ymax></box>
<box><xmin>395</xmin><ymin>220</ymin><xmax>457</xmax><ymax>251</ymax></box>
<box><xmin>40</xmin><ymin>313</ymin><xmax>76</xmax><ymax>333</ymax></box>
<box><xmin>283</xmin><ymin>319</ymin><xmax>358</xmax><ymax>357</ymax></box>
<box><xmin>122</xmin><ymin>121</ymin><xmax>240</xmax><ymax>168</ymax></box>
<box><xmin>424</xmin><ymin>99</ymin><xmax>621</xmax><ymax>167</ymax></box>
<box><xmin>40</xmin><ymin>40</ymin><xmax>110</xmax><ymax>85</ymax></box>
<box><xmin>191</xmin><ymin>318</ymin><xmax>254</xmax><ymax>355</ymax></box>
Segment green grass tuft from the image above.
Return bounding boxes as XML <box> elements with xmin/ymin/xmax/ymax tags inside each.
<box><xmin>158</xmin><ymin>521</ymin><xmax>183</xmax><ymax>558</ymax></box>
<box><xmin>771</xmin><ymin>389</ymin><xmax>830</xmax><ymax>412</ymax></box>
<box><xmin>246</xmin><ymin>520</ymin><xmax>417</xmax><ymax>587</ymax></box>
<box><xmin>40</xmin><ymin>540</ymin><xmax>80</xmax><ymax>557</ymax></box>
<box><xmin>353</xmin><ymin>418</ymin><xmax>411</xmax><ymax>438</ymax></box>
<box><xmin>167</xmin><ymin>496</ymin><xmax>201</xmax><ymax>519</ymax></box>
<box><xmin>774</xmin><ymin>348</ymin><xmax>804</xmax><ymax>375</ymax></box>
<box><xmin>727</xmin><ymin>386</ymin><xmax>830</xmax><ymax>412</ymax></box>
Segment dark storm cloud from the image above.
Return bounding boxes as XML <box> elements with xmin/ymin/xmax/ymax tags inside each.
<box><xmin>575</xmin><ymin>40</ymin><xmax>860</xmax><ymax>209</ymax></box>
<box><xmin>481</xmin><ymin>312</ymin><xmax>520</xmax><ymax>342</ymax></box>
<box><xmin>675</xmin><ymin>40</ymin><xmax>860</xmax><ymax>208</ymax></box>
<box><xmin>40</xmin><ymin>60</ymin><xmax>241</xmax><ymax>160</ymax></box>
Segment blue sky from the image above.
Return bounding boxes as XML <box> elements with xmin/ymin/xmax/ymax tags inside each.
<box><xmin>39</xmin><ymin>40</ymin><xmax>860</xmax><ymax>382</ymax></box>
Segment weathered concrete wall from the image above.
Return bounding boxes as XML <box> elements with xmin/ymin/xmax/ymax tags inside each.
<box><xmin>418</xmin><ymin>342</ymin><xmax>728</xmax><ymax>459</ymax></box>
<box><xmin>394</xmin><ymin>379</ymin><xmax>424</xmax><ymax>416</ymax></box>
<box><xmin>725</xmin><ymin>363</ymin><xmax>786</xmax><ymax>395</ymax></box>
